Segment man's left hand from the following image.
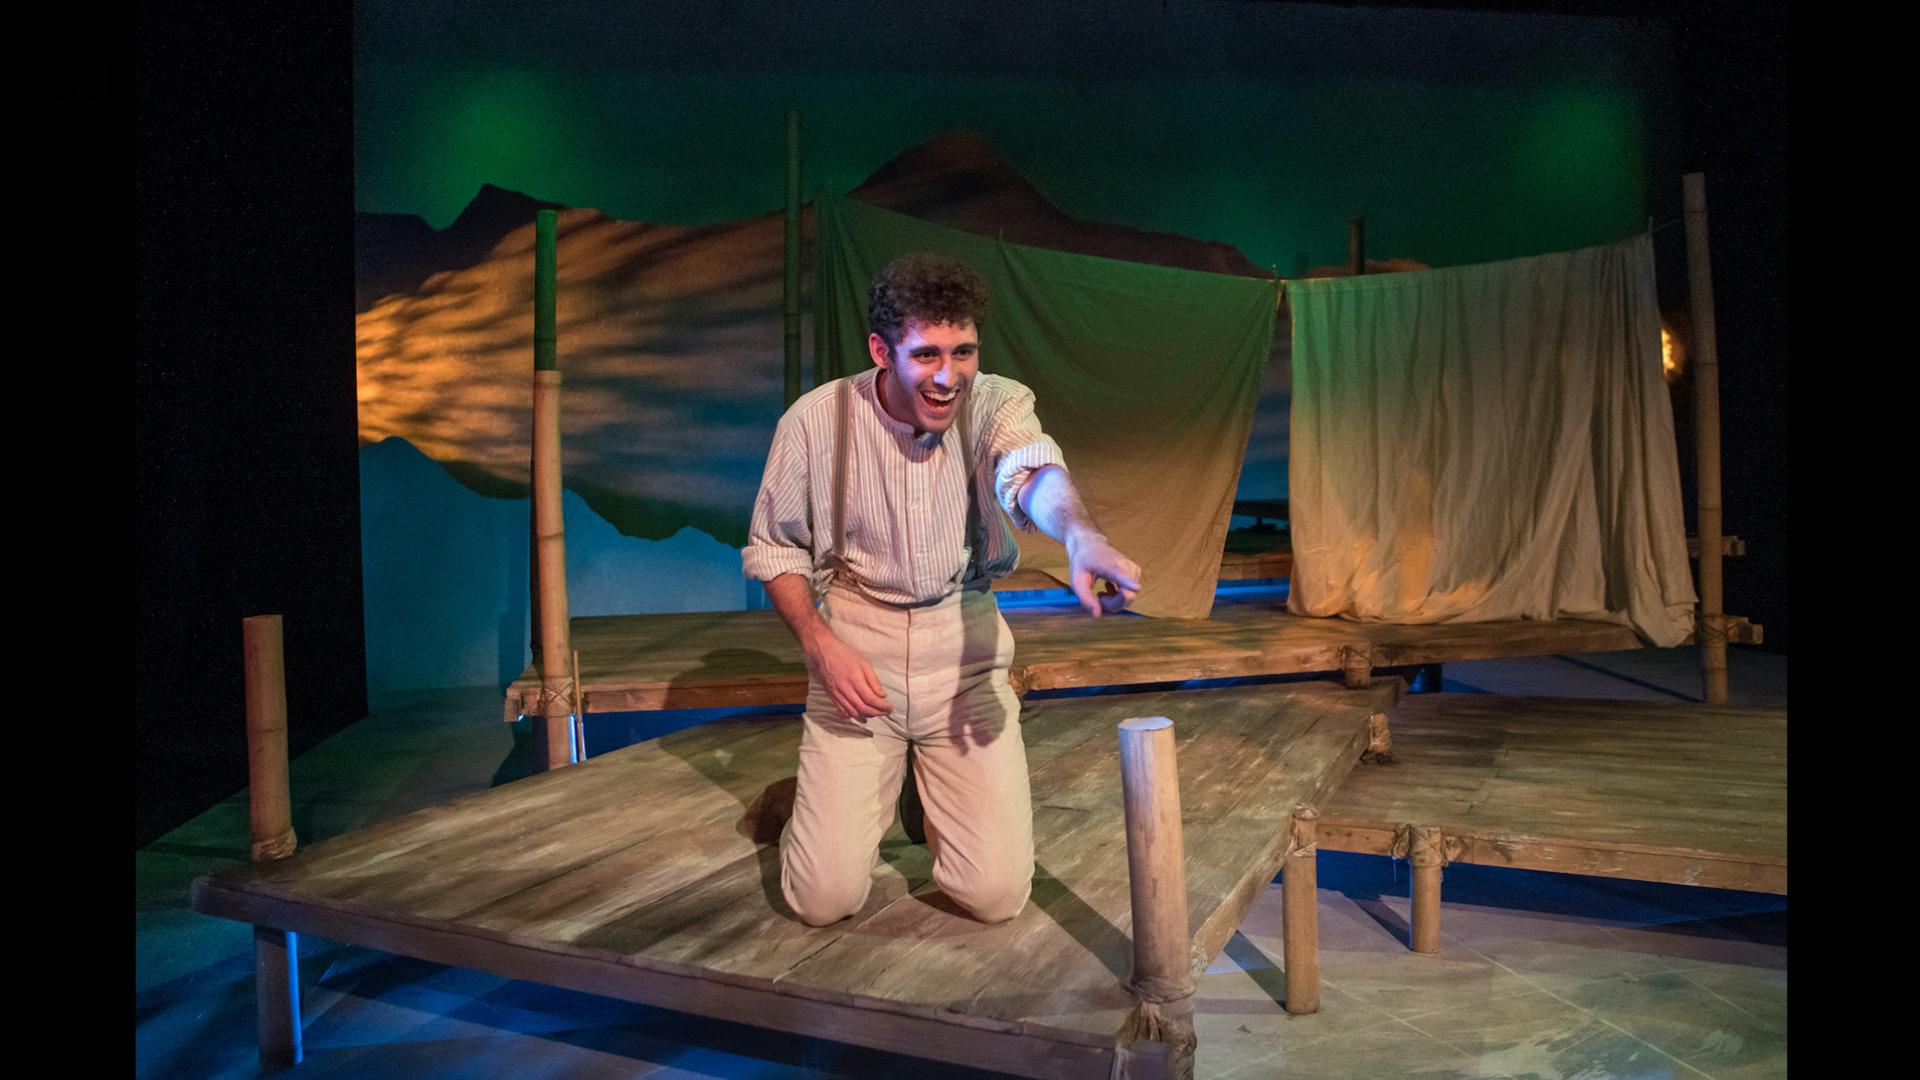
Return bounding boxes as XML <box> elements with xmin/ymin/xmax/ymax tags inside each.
<box><xmin>1065</xmin><ymin>532</ymin><xmax>1142</xmax><ymax>618</ymax></box>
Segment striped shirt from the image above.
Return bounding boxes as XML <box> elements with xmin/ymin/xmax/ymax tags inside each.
<box><xmin>743</xmin><ymin>368</ymin><xmax>1068</xmax><ymax>605</ymax></box>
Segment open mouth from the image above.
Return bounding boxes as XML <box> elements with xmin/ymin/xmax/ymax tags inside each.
<box><xmin>919</xmin><ymin>387</ymin><xmax>958</xmax><ymax>411</ymax></box>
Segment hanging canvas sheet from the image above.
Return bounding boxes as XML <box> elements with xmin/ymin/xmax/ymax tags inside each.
<box><xmin>1285</xmin><ymin>233</ymin><xmax>1697</xmax><ymax>645</ymax></box>
<box><xmin>817</xmin><ymin>194</ymin><xmax>1277</xmax><ymax>619</ymax></box>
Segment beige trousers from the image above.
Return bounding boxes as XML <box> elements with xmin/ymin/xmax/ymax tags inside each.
<box><xmin>779</xmin><ymin>582</ymin><xmax>1035</xmax><ymax>926</ymax></box>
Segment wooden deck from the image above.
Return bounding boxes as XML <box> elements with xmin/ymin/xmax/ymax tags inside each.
<box><xmin>994</xmin><ymin>546</ymin><xmax>1293</xmax><ymax>592</ymax></box>
<box><xmin>506</xmin><ymin>587</ymin><xmax>1717</xmax><ymax>720</ymax></box>
<box><xmin>195</xmin><ymin>679</ymin><xmax>1402</xmax><ymax>1080</ymax></box>
<box><xmin>1319</xmin><ymin>694</ymin><xmax>1787</xmax><ymax>894</ymax></box>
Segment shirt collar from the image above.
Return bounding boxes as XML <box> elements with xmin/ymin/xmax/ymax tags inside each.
<box><xmin>858</xmin><ymin>368</ymin><xmax>945</xmax><ymax>448</ymax></box>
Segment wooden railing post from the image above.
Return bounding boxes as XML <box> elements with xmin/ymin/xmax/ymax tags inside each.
<box><xmin>1683</xmin><ymin>172</ymin><xmax>1728</xmax><ymax>705</ymax></box>
<box><xmin>243</xmin><ymin>614</ymin><xmax>301</xmax><ymax>1065</ymax></box>
<box><xmin>1281</xmin><ymin>806</ymin><xmax>1321</xmax><ymax>1014</ymax></box>
<box><xmin>1115</xmin><ymin>716</ymin><xmax>1196</xmax><ymax>1079</ymax></box>
<box><xmin>1409</xmin><ymin>824</ymin><xmax>1445</xmax><ymax>954</ymax></box>
<box><xmin>531</xmin><ymin>209</ymin><xmax>576</xmax><ymax>770</ymax></box>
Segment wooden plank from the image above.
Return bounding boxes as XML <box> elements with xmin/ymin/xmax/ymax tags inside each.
<box><xmin>1317</xmin><ymin>820</ymin><xmax>1786</xmax><ymax>895</ymax></box>
<box><xmin>763</xmin><ymin>683</ymin><xmax>1389</xmax><ymax>1040</ymax></box>
<box><xmin>505</xmin><ymin>597</ymin><xmax>1671</xmax><ymax>720</ymax></box>
<box><xmin>230</xmin><ymin>719</ymin><xmax>797</xmax><ymax>896</ymax></box>
<box><xmin>190</xmin><ymin>883</ymin><xmax>1122</xmax><ymax>1080</ymax></box>
<box><xmin>196</xmin><ymin>680</ymin><xmax>1406</xmax><ymax>1077</ymax></box>
<box><xmin>1319</xmin><ymin>694</ymin><xmax>1786</xmax><ymax>894</ymax></box>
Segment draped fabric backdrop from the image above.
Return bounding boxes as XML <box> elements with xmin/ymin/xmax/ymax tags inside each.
<box><xmin>1285</xmin><ymin>234</ymin><xmax>1697</xmax><ymax>645</ymax></box>
<box><xmin>818</xmin><ymin>195</ymin><xmax>1278</xmax><ymax>618</ymax></box>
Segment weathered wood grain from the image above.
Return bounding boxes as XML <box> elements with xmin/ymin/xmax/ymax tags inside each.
<box><xmin>504</xmin><ymin>592</ymin><xmax>1683</xmax><ymax>719</ymax></box>
<box><xmin>1321</xmin><ymin>695</ymin><xmax>1786</xmax><ymax>894</ymax></box>
<box><xmin>197</xmin><ymin>680</ymin><xmax>1394</xmax><ymax>1077</ymax></box>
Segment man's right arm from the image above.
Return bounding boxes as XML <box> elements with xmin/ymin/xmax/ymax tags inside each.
<box><xmin>764</xmin><ymin>573</ymin><xmax>892</xmax><ymax>721</ymax></box>
<box><xmin>741</xmin><ymin>404</ymin><xmax>892</xmax><ymax>722</ymax></box>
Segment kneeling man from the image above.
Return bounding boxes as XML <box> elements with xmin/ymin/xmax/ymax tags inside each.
<box><xmin>743</xmin><ymin>253</ymin><xmax>1142</xmax><ymax>925</ymax></box>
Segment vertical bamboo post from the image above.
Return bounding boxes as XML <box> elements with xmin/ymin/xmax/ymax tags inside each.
<box><xmin>243</xmin><ymin>615</ymin><xmax>301</xmax><ymax>1065</ymax></box>
<box><xmin>1115</xmin><ymin>716</ymin><xmax>1196</xmax><ymax>1078</ymax></box>
<box><xmin>532</xmin><ymin>209</ymin><xmax>575</xmax><ymax>771</ymax></box>
<box><xmin>1365</xmin><ymin>711</ymin><xmax>1393</xmax><ymax>759</ymax></box>
<box><xmin>1683</xmin><ymin>172</ymin><xmax>1728</xmax><ymax>706</ymax></box>
<box><xmin>1341</xmin><ymin>644</ymin><xmax>1372</xmax><ymax>689</ymax></box>
<box><xmin>1409</xmin><ymin>824</ymin><xmax>1445</xmax><ymax>954</ymax></box>
<box><xmin>784</xmin><ymin>109</ymin><xmax>803</xmax><ymax>407</ymax></box>
<box><xmin>1281</xmin><ymin>805</ymin><xmax>1320</xmax><ymax>1014</ymax></box>
<box><xmin>244</xmin><ymin>615</ymin><xmax>296</xmax><ymax>863</ymax></box>
<box><xmin>1348</xmin><ymin>215</ymin><xmax>1366</xmax><ymax>275</ymax></box>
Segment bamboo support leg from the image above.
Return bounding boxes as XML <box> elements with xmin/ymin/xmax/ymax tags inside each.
<box><xmin>1363</xmin><ymin>711</ymin><xmax>1394</xmax><ymax>763</ymax></box>
<box><xmin>1115</xmin><ymin>717</ymin><xmax>1196</xmax><ymax>1080</ymax></box>
<box><xmin>1342</xmin><ymin>645</ymin><xmax>1372</xmax><ymax>689</ymax></box>
<box><xmin>255</xmin><ymin>926</ymin><xmax>302</xmax><ymax>1066</ymax></box>
<box><xmin>244</xmin><ymin>616</ymin><xmax>303</xmax><ymax>1064</ymax></box>
<box><xmin>1409</xmin><ymin>825</ymin><xmax>1445</xmax><ymax>954</ymax></box>
<box><xmin>1282</xmin><ymin>806</ymin><xmax>1320</xmax><ymax>1015</ymax></box>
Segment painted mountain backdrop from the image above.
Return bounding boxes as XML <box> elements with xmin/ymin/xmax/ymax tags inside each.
<box><xmin>355</xmin><ymin>132</ymin><xmax>1352</xmax><ymax>545</ymax></box>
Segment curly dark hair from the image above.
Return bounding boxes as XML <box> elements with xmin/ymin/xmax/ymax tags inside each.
<box><xmin>867</xmin><ymin>253</ymin><xmax>989</xmax><ymax>355</ymax></box>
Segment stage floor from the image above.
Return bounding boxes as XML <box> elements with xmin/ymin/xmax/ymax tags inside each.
<box><xmin>504</xmin><ymin>586</ymin><xmax>1708</xmax><ymax>719</ymax></box>
<box><xmin>141</xmin><ymin>647</ymin><xmax>1787</xmax><ymax>1079</ymax></box>
<box><xmin>193</xmin><ymin>680</ymin><xmax>1401</xmax><ymax>1079</ymax></box>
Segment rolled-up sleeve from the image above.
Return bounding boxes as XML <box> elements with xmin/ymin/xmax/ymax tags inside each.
<box><xmin>741</xmin><ymin>415</ymin><xmax>817</xmax><ymax>582</ymax></box>
<box><xmin>986</xmin><ymin>385</ymin><xmax>1068</xmax><ymax>533</ymax></box>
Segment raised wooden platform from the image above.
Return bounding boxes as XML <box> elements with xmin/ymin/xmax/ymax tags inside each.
<box><xmin>506</xmin><ymin>587</ymin><xmax>1719</xmax><ymax>720</ymax></box>
<box><xmin>1319</xmin><ymin>694</ymin><xmax>1787</xmax><ymax>895</ymax></box>
<box><xmin>195</xmin><ymin>679</ymin><xmax>1402</xmax><ymax>1079</ymax></box>
<box><xmin>994</xmin><ymin>546</ymin><xmax>1294</xmax><ymax>592</ymax></box>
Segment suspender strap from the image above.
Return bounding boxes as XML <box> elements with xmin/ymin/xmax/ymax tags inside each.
<box><xmin>832</xmin><ymin>376</ymin><xmax>851</xmax><ymax>567</ymax></box>
<box><xmin>957</xmin><ymin>385</ymin><xmax>982</xmax><ymax>580</ymax></box>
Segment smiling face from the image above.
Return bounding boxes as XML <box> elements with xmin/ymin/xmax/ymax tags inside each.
<box><xmin>869</xmin><ymin>318</ymin><xmax>979</xmax><ymax>435</ymax></box>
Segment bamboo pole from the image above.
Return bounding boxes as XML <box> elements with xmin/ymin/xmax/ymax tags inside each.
<box><xmin>1683</xmin><ymin>172</ymin><xmax>1728</xmax><ymax>705</ymax></box>
<box><xmin>1349</xmin><ymin>215</ymin><xmax>1366</xmax><ymax>276</ymax></box>
<box><xmin>243</xmin><ymin>615</ymin><xmax>297</xmax><ymax>862</ymax></box>
<box><xmin>1409</xmin><ymin>824</ymin><xmax>1444</xmax><ymax>954</ymax></box>
<box><xmin>1116</xmin><ymin>716</ymin><xmax>1196</xmax><ymax>1078</ymax></box>
<box><xmin>1365</xmin><ymin>711</ymin><xmax>1393</xmax><ymax>760</ymax></box>
<box><xmin>532</xmin><ymin>209</ymin><xmax>575</xmax><ymax>770</ymax></box>
<box><xmin>1281</xmin><ymin>805</ymin><xmax>1320</xmax><ymax>1015</ymax></box>
<box><xmin>243</xmin><ymin>614</ymin><xmax>301</xmax><ymax>1064</ymax></box>
<box><xmin>784</xmin><ymin>109</ymin><xmax>803</xmax><ymax>407</ymax></box>
<box><xmin>1341</xmin><ymin>644</ymin><xmax>1371</xmax><ymax>689</ymax></box>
